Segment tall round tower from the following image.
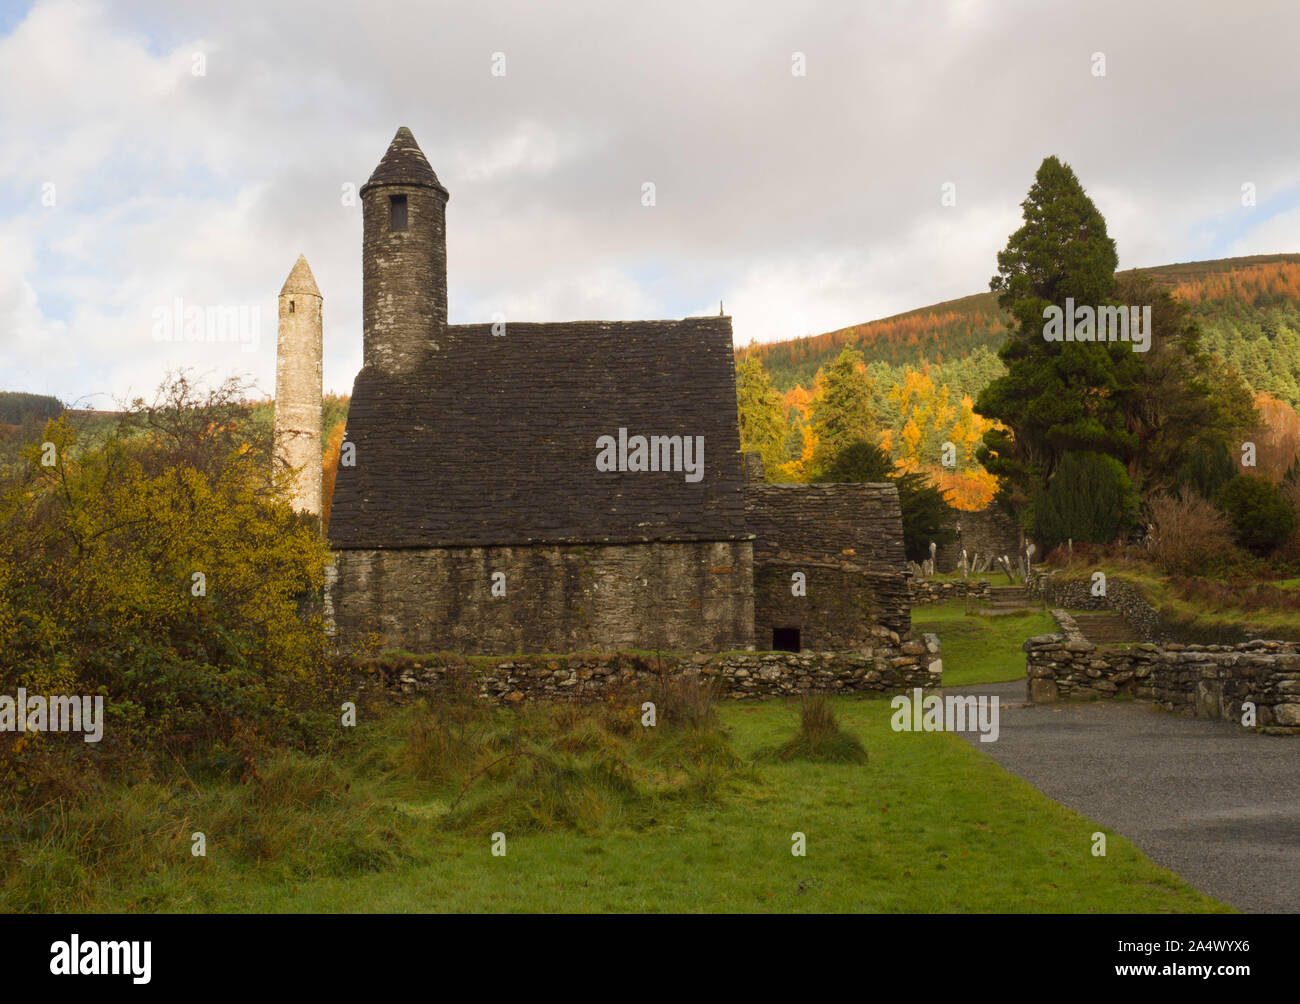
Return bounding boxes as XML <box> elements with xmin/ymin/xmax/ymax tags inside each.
<box><xmin>360</xmin><ymin>126</ymin><xmax>450</xmax><ymax>374</ymax></box>
<box><xmin>273</xmin><ymin>253</ymin><xmax>323</xmax><ymax>516</ymax></box>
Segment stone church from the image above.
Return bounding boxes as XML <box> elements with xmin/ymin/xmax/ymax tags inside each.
<box><xmin>277</xmin><ymin>127</ymin><xmax>910</xmax><ymax>656</ymax></box>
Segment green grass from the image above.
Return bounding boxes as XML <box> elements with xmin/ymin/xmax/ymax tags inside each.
<box><xmin>1046</xmin><ymin>561</ymin><xmax>1300</xmax><ymax>640</ymax></box>
<box><xmin>912</xmin><ymin>601</ymin><xmax>1057</xmax><ymax>687</ymax></box>
<box><xmin>2</xmin><ymin>693</ymin><xmax>1226</xmax><ymax>914</ymax></box>
<box><xmin>929</xmin><ymin>570</ymin><xmax>1001</xmax><ymax>583</ymax></box>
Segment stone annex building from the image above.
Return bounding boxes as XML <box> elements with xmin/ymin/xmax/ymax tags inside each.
<box><xmin>277</xmin><ymin>127</ymin><xmax>911</xmax><ymax>657</ymax></box>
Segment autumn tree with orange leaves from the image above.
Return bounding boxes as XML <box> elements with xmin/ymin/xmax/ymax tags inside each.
<box><xmin>321</xmin><ymin>419</ymin><xmax>346</xmax><ymax>530</ymax></box>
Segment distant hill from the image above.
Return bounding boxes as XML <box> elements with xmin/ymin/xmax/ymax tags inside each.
<box><xmin>0</xmin><ymin>391</ymin><xmax>64</xmax><ymax>426</ymax></box>
<box><xmin>738</xmin><ymin>254</ymin><xmax>1300</xmax><ymax>408</ymax></box>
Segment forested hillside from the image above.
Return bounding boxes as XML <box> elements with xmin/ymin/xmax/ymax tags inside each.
<box><xmin>735</xmin><ymin>252</ymin><xmax>1300</xmax><ymax>518</ymax></box>
<box><xmin>0</xmin><ymin>389</ymin><xmax>350</xmax><ymax>494</ymax></box>
<box><xmin>740</xmin><ymin>254</ymin><xmax>1300</xmax><ymax>409</ymax></box>
<box><xmin>0</xmin><ymin>391</ymin><xmax>64</xmax><ymax>426</ymax></box>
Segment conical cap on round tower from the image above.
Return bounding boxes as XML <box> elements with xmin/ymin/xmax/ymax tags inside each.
<box><xmin>280</xmin><ymin>254</ymin><xmax>322</xmax><ymax>298</ymax></box>
<box><xmin>360</xmin><ymin>126</ymin><xmax>448</xmax><ymax>198</ymax></box>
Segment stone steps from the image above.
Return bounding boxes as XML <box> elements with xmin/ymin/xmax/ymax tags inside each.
<box><xmin>1069</xmin><ymin>610</ymin><xmax>1141</xmax><ymax>645</ymax></box>
<box><xmin>983</xmin><ymin>586</ymin><xmax>1035</xmax><ymax>612</ymax></box>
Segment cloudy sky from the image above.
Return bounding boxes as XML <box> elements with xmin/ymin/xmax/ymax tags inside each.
<box><xmin>2</xmin><ymin>0</ymin><xmax>1298</xmax><ymax>405</ymax></box>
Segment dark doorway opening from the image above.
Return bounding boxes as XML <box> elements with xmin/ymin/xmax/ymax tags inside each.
<box><xmin>772</xmin><ymin>627</ymin><xmax>801</xmax><ymax>652</ymax></box>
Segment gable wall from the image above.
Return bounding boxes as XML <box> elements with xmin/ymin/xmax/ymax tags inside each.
<box><xmin>745</xmin><ymin>483</ymin><xmax>911</xmax><ymax>644</ymax></box>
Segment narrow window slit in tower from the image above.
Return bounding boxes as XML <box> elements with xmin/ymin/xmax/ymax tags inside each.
<box><xmin>289</xmin><ymin>300</ymin><xmax>294</xmax><ymax>313</ymax></box>
<box><xmin>390</xmin><ymin>194</ymin><xmax>408</xmax><ymax>232</ymax></box>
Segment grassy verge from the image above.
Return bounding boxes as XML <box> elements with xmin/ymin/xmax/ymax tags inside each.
<box><xmin>912</xmin><ymin>601</ymin><xmax>1056</xmax><ymax>687</ymax></box>
<box><xmin>2</xmin><ymin>691</ymin><xmax>1225</xmax><ymax>913</ymax></box>
<box><xmin>1044</xmin><ymin>559</ymin><xmax>1300</xmax><ymax>640</ymax></box>
<box><xmin>929</xmin><ymin>571</ymin><xmax>1001</xmax><ymax>583</ymax></box>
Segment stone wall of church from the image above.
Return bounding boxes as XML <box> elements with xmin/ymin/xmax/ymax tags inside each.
<box><xmin>327</xmin><ymin>540</ymin><xmax>754</xmax><ymax>655</ymax></box>
<box><xmin>753</xmin><ymin>564</ymin><xmax>904</xmax><ymax>650</ymax></box>
<box><xmin>745</xmin><ymin>482</ymin><xmax>911</xmax><ymax>643</ymax></box>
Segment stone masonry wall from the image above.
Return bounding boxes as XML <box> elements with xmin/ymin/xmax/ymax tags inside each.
<box><xmin>909</xmin><ymin>578</ymin><xmax>991</xmax><ymax>605</ymax></box>
<box><xmin>745</xmin><ymin>482</ymin><xmax>910</xmax><ymax>638</ymax></box>
<box><xmin>353</xmin><ymin>634</ymin><xmax>944</xmax><ymax>704</ymax></box>
<box><xmin>1023</xmin><ymin>609</ymin><xmax>1300</xmax><ymax>733</ymax></box>
<box><xmin>1026</xmin><ymin>569</ymin><xmax>1290</xmax><ymax>645</ymax></box>
<box><xmin>753</xmin><ymin>564</ymin><xmax>894</xmax><ymax>650</ymax></box>
<box><xmin>1026</xmin><ymin>569</ymin><xmax>1160</xmax><ymax>640</ymax></box>
<box><xmin>935</xmin><ymin>505</ymin><xmax>1021</xmax><ymax>573</ymax></box>
<box><xmin>327</xmin><ymin>540</ymin><xmax>754</xmax><ymax>656</ymax></box>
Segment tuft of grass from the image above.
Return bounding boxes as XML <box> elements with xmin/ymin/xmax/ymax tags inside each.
<box><xmin>762</xmin><ymin>695</ymin><xmax>868</xmax><ymax>764</ymax></box>
<box><xmin>650</xmin><ymin>672</ymin><xmax>721</xmax><ymax>731</ymax></box>
<box><xmin>347</xmin><ymin>671</ymin><xmax>752</xmax><ymax>840</ymax></box>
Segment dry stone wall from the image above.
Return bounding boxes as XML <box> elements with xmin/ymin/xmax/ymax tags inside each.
<box><xmin>909</xmin><ymin>578</ymin><xmax>991</xmax><ymax>605</ymax></box>
<box><xmin>1023</xmin><ymin>609</ymin><xmax>1300</xmax><ymax>733</ymax></box>
<box><xmin>1026</xmin><ymin>570</ymin><xmax>1160</xmax><ymax>639</ymax></box>
<box><xmin>353</xmin><ymin>631</ymin><xmax>943</xmax><ymax>704</ymax></box>
<box><xmin>1025</xmin><ymin>569</ymin><xmax>1287</xmax><ymax>644</ymax></box>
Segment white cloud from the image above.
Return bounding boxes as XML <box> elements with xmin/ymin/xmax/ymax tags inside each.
<box><xmin>461</xmin><ymin>266</ymin><xmax>659</xmax><ymax>325</ymax></box>
<box><xmin>723</xmin><ymin>202</ymin><xmax>1021</xmax><ymax>344</ymax></box>
<box><xmin>454</xmin><ymin>121</ymin><xmax>592</xmax><ymax>184</ymax></box>
<box><xmin>1228</xmin><ymin>205</ymin><xmax>1300</xmax><ymax>259</ymax></box>
<box><xmin>1</xmin><ymin>0</ymin><xmax>1298</xmax><ymax>405</ymax></box>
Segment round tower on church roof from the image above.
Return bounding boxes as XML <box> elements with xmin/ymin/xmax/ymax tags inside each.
<box><xmin>360</xmin><ymin>125</ymin><xmax>449</xmax><ymax>198</ymax></box>
<box><xmin>361</xmin><ymin>126</ymin><xmax>450</xmax><ymax>374</ymax></box>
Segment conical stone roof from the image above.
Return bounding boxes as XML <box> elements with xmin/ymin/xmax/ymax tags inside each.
<box><xmin>360</xmin><ymin>126</ymin><xmax>448</xmax><ymax>198</ymax></box>
<box><xmin>280</xmin><ymin>254</ymin><xmax>321</xmax><ymax>297</ymax></box>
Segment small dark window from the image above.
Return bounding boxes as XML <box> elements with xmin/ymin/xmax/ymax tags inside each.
<box><xmin>390</xmin><ymin>194</ymin><xmax>408</xmax><ymax>232</ymax></box>
<box><xmin>288</xmin><ymin>300</ymin><xmax>294</xmax><ymax>313</ymax></box>
<box><xmin>772</xmin><ymin>627</ymin><xmax>801</xmax><ymax>652</ymax></box>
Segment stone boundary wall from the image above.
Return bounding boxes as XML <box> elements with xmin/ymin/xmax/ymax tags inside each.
<box><xmin>909</xmin><ymin>578</ymin><xmax>991</xmax><ymax>605</ymax></box>
<box><xmin>1023</xmin><ymin>609</ymin><xmax>1300</xmax><ymax>733</ymax></box>
<box><xmin>353</xmin><ymin>630</ymin><xmax>943</xmax><ymax>704</ymax></box>
<box><xmin>1026</xmin><ymin>569</ymin><xmax>1161</xmax><ymax>640</ymax></box>
<box><xmin>1026</xmin><ymin>568</ymin><xmax>1284</xmax><ymax>644</ymax></box>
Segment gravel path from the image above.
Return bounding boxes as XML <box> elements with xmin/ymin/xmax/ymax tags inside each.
<box><xmin>944</xmin><ymin>680</ymin><xmax>1300</xmax><ymax>913</ymax></box>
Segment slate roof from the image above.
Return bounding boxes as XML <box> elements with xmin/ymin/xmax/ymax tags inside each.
<box><xmin>328</xmin><ymin>317</ymin><xmax>751</xmax><ymax>549</ymax></box>
<box><xmin>360</xmin><ymin>126</ymin><xmax>449</xmax><ymax>198</ymax></box>
<box><xmin>745</xmin><ymin>483</ymin><xmax>906</xmax><ymax>574</ymax></box>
